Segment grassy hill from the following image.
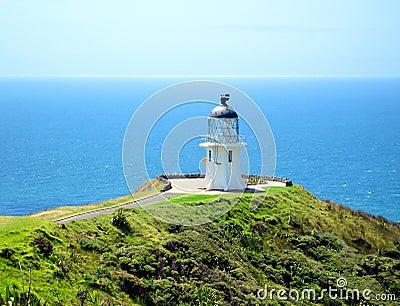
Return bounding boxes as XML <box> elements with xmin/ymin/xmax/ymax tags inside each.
<box><xmin>0</xmin><ymin>185</ymin><xmax>399</xmax><ymax>305</ymax></box>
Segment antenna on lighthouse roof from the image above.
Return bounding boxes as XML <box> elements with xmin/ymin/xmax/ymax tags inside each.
<box><xmin>220</xmin><ymin>93</ymin><xmax>230</xmax><ymax>106</ymax></box>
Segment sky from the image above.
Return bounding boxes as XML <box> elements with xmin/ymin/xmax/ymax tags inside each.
<box><xmin>0</xmin><ymin>0</ymin><xmax>399</xmax><ymax>76</ymax></box>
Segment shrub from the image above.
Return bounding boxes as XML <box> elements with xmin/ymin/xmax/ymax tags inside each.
<box><xmin>111</xmin><ymin>210</ymin><xmax>131</xmax><ymax>231</ymax></box>
<box><xmin>352</xmin><ymin>237</ymin><xmax>372</xmax><ymax>251</ymax></box>
<box><xmin>51</xmin><ymin>253</ymin><xmax>72</xmax><ymax>279</ymax></box>
<box><xmin>76</xmin><ymin>287</ymin><xmax>89</xmax><ymax>305</ymax></box>
<box><xmin>101</xmin><ymin>252</ymin><xmax>118</xmax><ymax>265</ymax></box>
<box><xmin>118</xmin><ymin>273</ymin><xmax>148</xmax><ymax>299</ymax></box>
<box><xmin>163</xmin><ymin>240</ymin><xmax>188</xmax><ymax>253</ymax></box>
<box><xmin>251</xmin><ymin>222</ymin><xmax>266</xmax><ymax>235</ymax></box>
<box><xmin>31</xmin><ymin>236</ymin><xmax>53</xmax><ymax>257</ymax></box>
<box><xmin>78</xmin><ymin>238</ymin><xmax>109</xmax><ymax>253</ymax></box>
<box><xmin>0</xmin><ymin>247</ymin><xmax>15</xmax><ymax>259</ymax></box>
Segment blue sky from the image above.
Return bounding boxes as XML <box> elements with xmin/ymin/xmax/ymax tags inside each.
<box><xmin>0</xmin><ymin>0</ymin><xmax>399</xmax><ymax>75</ymax></box>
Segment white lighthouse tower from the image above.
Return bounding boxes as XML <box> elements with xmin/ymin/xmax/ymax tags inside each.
<box><xmin>200</xmin><ymin>94</ymin><xmax>247</xmax><ymax>191</ymax></box>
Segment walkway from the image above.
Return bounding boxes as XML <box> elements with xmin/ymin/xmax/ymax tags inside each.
<box><xmin>54</xmin><ymin>192</ymin><xmax>180</xmax><ymax>224</ymax></box>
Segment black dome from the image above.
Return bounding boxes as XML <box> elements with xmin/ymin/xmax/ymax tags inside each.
<box><xmin>209</xmin><ymin>105</ymin><xmax>238</xmax><ymax>119</ymax></box>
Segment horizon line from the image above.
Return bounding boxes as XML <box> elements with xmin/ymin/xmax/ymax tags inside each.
<box><xmin>0</xmin><ymin>73</ymin><xmax>400</xmax><ymax>78</ymax></box>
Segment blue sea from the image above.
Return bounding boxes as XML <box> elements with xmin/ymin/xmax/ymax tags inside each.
<box><xmin>0</xmin><ymin>76</ymin><xmax>399</xmax><ymax>221</ymax></box>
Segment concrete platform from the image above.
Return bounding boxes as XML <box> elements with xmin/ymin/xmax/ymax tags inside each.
<box><xmin>164</xmin><ymin>178</ymin><xmax>287</xmax><ymax>195</ymax></box>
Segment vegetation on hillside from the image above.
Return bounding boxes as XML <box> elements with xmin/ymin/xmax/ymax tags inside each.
<box><xmin>0</xmin><ymin>185</ymin><xmax>399</xmax><ymax>305</ymax></box>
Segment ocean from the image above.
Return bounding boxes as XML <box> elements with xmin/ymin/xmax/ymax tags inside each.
<box><xmin>0</xmin><ymin>76</ymin><xmax>399</xmax><ymax>221</ymax></box>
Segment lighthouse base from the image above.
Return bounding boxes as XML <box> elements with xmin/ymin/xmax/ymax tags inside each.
<box><xmin>199</xmin><ymin>142</ymin><xmax>247</xmax><ymax>191</ymax></box>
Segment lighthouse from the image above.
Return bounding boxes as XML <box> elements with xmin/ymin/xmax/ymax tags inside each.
<box><xmin>200</xmin><ymin>94</ymin><xmax>247</xmax><ymax>191</ymax></box>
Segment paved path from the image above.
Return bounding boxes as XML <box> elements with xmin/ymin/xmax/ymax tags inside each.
<box><xmin>55</xmin><ymin>193</ymin><xmax>180</xmax><ymax>224</ymax></box>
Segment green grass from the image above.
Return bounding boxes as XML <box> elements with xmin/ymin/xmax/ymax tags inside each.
<box><xmin>143</xmin><ymin>192</ymin><xmax>239</xmax><ymax>209</ymax></box>
<box><xmin>264</xmin><ymin>185</ymin><xmax>287</xmax><ymax>194</ymax></box>
<box><xmin>0</xmin><ymin>216</ymin><xmax>56</xmax><ymax>247</ymax></box>
<box><xmin>0</xmin><ymin>184</ymin><xmax>399</xmax><ymax>305</ymax></box>
<box><xmin>168</xmin><ymin>194</ymin><xmax>222</xmax><ymax>204</ymax></box>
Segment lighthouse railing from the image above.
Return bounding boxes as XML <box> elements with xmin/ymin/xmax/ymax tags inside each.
<box><xmin>200</xmin><ymin>134</ymin><xmax>245</xmax><ymax>144</ymax></box>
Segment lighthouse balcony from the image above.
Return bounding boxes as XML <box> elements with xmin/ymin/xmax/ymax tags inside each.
<box><xmin>200</xmin><ymin>134</ymin><xmax>246</xmax><ymax>144</ymax></box>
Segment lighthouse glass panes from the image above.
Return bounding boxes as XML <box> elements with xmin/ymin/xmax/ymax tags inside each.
<box><xmin>208</xmin><ymin>118</ymin><xmax>239</xmax><ymax>143</ymax></box>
